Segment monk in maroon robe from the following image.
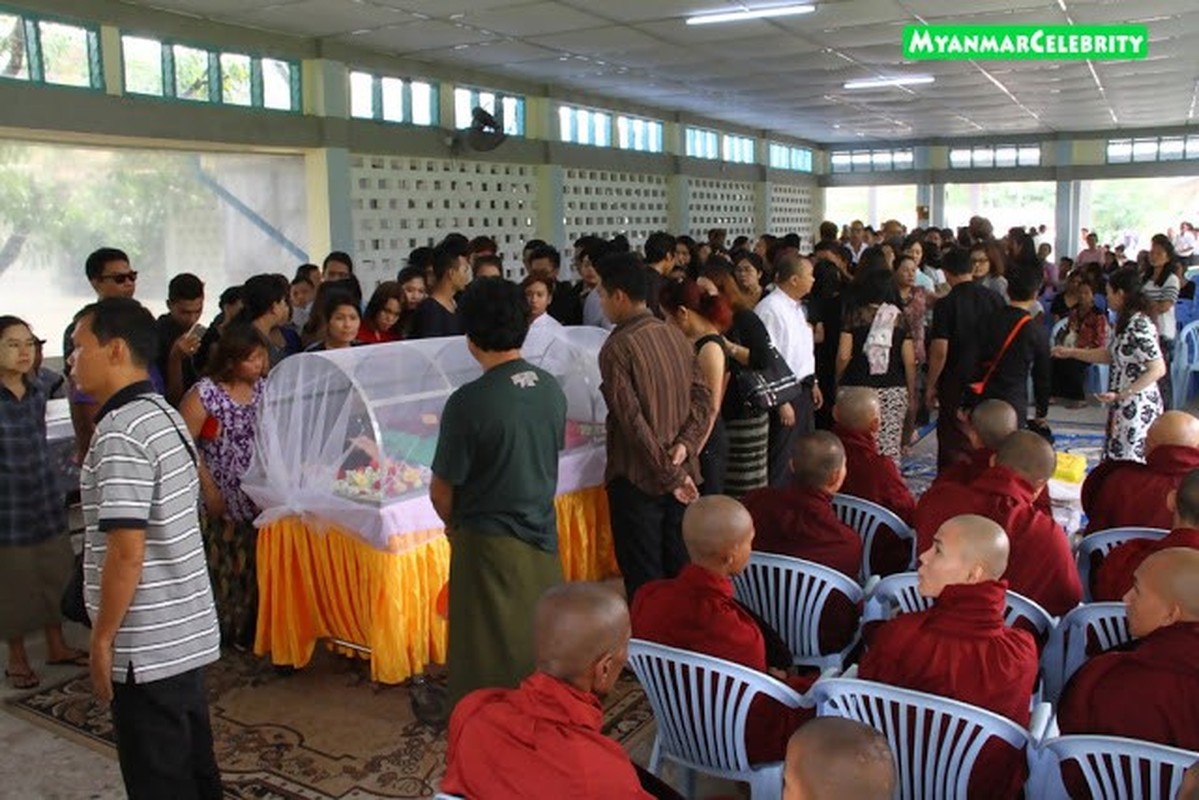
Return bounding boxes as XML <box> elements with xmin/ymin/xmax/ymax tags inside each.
<box><xmin>742</xmin><ymin>430</ymin><xmax>860</xmax><ymax>579</ymax></box>
<box><xmin>860</xmin><ymin>514</ymin><xmax>1039</xmax><ymax>799</ymax></box>
<box><xmin>631</xmin><ymin>495</ymin><xmax>814</xmax><ymax>764</ymax></box>
<box><xmin>833</xmin><ymin>387</ymin><xmax>916</xmax><ymax>575</ymax></box>
<box><xmin>1094</xmin><ymin>468</ymin><xmax>1199</xmax><ymax>601</ymax></box>
<box><xmin>930</xmin><ymin>399</ymin><xmax>1051</xmax><ymax>514</ymax></box>
<box><xmin>784</xmin><ymin>718</ymin><xmax>896</xmax><ymax>800</ymax></box>
<box><xmin>1059</xmin><ymin>548</ymin><xmax>1199</xmax><ymax>752</ymax></box>
<box><xmin>915</xmin><ymin>430</ymin><xmax>1081</xmax><ymax>616</ymax></box>
<box><xmin>443</xmin><ymin>583</ymin><xmax>655</xmax><ymax>799</ymax></box>
<box><xmin>1082</xmin><ymin>410</ymin><xmax>1199</xmax><ymax>534</ymax></box>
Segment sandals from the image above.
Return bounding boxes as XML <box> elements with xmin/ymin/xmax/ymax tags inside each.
<box><xmin>5</xmin><ymin>668</ymin><xmax>40</xmax><ymax>690</ymax></box>
<box><xmin>46</xmin><ymin>650</ymin><xmax>90</xmax><ymax>667</ymax></box>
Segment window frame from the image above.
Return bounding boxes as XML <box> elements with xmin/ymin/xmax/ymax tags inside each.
<box><xmin>348</xmin><ymin>68</ymin><xmax>440</xmax><ymax>127</ymax></box>
<box><xmin>830</xmin><ymin>147</ymin><xmax>915</xmax><ymax>173</ymax></box>
<box><xmin>454</xmin><ymin>85</ymin><xmax>525</xmax><ymax>136</ymax></box>
<box><xmin>559</xmin><ymin>104</ymin><xmax>615</xmax><ymax>148</ymax></box>
<box><xmin>0</xmin><ymin>8</ymin><xmax>104</xmax><ymax>90</ymax></box>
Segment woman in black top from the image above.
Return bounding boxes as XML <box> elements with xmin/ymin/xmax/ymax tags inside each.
<box><xmin>660</xmin><ymin>279</ymin><xmax>731</xmax><ymax>495</ymax></box>
<box><xmin>702</xmin><ymin>262</ymin><xmax>773</xmax><ymax>497</ymax></box>
<box><xmin>836</xmin><ymin>266</ymin><xmax>915</xmax><ymax>463</ymax></box>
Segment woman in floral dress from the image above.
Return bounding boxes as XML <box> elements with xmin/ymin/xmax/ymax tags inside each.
<box><xmin>1052</xmin><ymin>267</ymin><xmax>1166</xmax><ymax>462</ymax></box>
<box><xmin>180</xmin><ymin>323</ymin><xmax>269</xmax><ymax>647</ymax></box>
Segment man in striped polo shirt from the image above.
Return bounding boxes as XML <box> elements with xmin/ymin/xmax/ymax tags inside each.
<box><xmin>71</xmin><ymin>297</ymin><xmax>221</xmax><ymax>799</ymax></box>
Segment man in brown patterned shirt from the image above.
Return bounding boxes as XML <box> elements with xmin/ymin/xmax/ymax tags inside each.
<box><xmin>596</xmin><ymin>251</ymin><xmax>714</xmax><ymax>600</ymax></box>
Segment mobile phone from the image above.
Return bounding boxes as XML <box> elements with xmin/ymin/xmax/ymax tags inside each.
<box><xmin>189</xmin><ymin>323</ymin><xmax>207</xmax><ymax>340</ymax></box>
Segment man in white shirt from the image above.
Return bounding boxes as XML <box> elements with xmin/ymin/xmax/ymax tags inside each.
<box><xmin>847</xmin><ymin>220</ymin><xmax>869</xmax><ymax>265</ymax></box>
<box><xmin>1175</xmin><ymin>222</ymin><xmax>1196</xmax><ymax>267</ymax></box>
<box><xmin>755</xmin><ymin>254</ymin><xmax>822</xmax><ymax>487</ymax></box>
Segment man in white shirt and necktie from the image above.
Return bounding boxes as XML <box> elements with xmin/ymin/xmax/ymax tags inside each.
<box><xmin>755</xmin><ymin>253</ymin><xmax>823</xmax><ymax>487</ymax></box>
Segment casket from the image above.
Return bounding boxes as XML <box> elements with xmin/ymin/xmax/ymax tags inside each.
<box><xmin>241</xmin><ymin>325</ymin><xmax>610</xmax><ymax>553</ymax></box>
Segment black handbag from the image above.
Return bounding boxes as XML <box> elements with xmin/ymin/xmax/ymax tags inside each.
<box><xmin>732</xmin><ymin>343</ymin><xmax>803</xmax><ymax>412</ymax></box>
<box><xmin>61</xmin><ymin>551</ymin><xmax>90</xmax><ymax>628</ymax></box>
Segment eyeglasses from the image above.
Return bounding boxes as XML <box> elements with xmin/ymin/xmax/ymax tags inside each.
<box><xmin>99</xmin><ymin>271</ymin><xmax>138</xmax><ymax>284</ymax></box>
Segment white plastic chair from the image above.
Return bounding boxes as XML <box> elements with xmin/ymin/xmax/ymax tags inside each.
<box><xmin>432</xmin><ymin>795</ymin><xmax>464</xmax><ymax>800</ymax></box>
<box><xmin>832</xmin><ymin>493</ymin><xmax>917</xmax><ymax>581</ymax></box>
<box><xmin>810</xmin><ymin>677</ymin><xmax>1041</xmax><ymax>800</ymax></box>
<box><xmin>1031</xmin><ymin>735</ymin><xmax>1198</xmax><ymax>799</ymax></box>
<box><xmin>1041</xmin><ymin>603</ymin><xmax>1130</xmax><ymax>704</ymax></box>
<box><xmin>1171</xmin><ymin>319</ymin><xmax>1199</xmax><ymax>409</ymax></box>
<box><xmin>732</xmin><ymin>552</ymin><xmax>864</xmax><ymax>671</ymax></box>
<box><xmin>862</xmin><ymin>572</ymin><xmax>1057</xmax><ymax>641</ymax></box>
<box><xmin>1074</xmin><ymin>527</ymin><xmax>1169</xmax><ymax>602</ymax></box>
<box><xmin>626</xmin><ymin>638</ymin><xmax>812</xmax><ymax>800</ymax></box>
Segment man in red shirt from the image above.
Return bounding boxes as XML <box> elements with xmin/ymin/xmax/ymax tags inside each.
<box><xmin>859</xmin><ymin>514</ymin><xmax>1039</xmax><ymax>799</ymax></box>
<box><xmin>1093</xmin><ymin>468</ymin><xmax>1199</xmax><ymax>601</ymax></box>
<box><xmin>915</xmin><ymin>430</ymin><xmax>1081</xmax><ymax>616</ymax></box>
<box><xmin>833</xmin><ymin>387</ymin><xmax>916</xmax><ymax>575</ymax></box>
<box><xmin>631</xmin><ymin>495</ymin><xmax>814</xmax><ymax>764</ymax></box>
<box><xmin>441</xmin><ymin>582</ymin><xmax>655</xmax><ymax>800</ymax></box>
<box><xmin>742</xmin><ymin>431</ymin><xmax>860</xmax><ymax>579</ymax></box>
<box><xmin>1082</xmin><ymin>410</ymin><xmax>1199</xmax><ymax>534</ymax></box>
<box><xmin>783</xmin><ymin>718</ymin><xmax>895</xmax><ymax>800</ymax></box>
<box><xmin>1059</xmin><ymin>548</ymin><xmax>1199</xmax><ymax>751</ymax></box>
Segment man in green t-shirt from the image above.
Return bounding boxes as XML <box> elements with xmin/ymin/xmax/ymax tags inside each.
<box><xmin>431</xmin><ymin>277</ymin><xmax>568</xmax><ymax>708</ymax></box>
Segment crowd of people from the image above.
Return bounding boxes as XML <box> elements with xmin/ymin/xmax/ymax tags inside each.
<box><xmin>2</xmin><ymin>214</ymin><xmax>1199</xmax><ymax>799</ymax></box>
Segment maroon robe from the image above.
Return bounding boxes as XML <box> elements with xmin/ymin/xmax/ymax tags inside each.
<box><xmin>915</xmin><ymin>464</ymin><xmax>1082</xmax><ymax>617</ymax></box>
<box><xmin>835</xmin><ymin>425</ymin><xmax>917</xmax><ymax>575</ymax></box>
<box><xmin>743</xmin><ymin>484</ymin><xmax>862</xmax><ymax>579</ymax></box>
<box><xmin>1082</xmin><ymin>444</ymin><xmax>1199</xmax><ymax>534</ymax></box>
<box><xmin>931</xmin><ymin>447</ymin><xmax>1052</xmax><ymax>514</ymax></box>
<box><xmin>1058</xmin><ymin>621</ymin><xmax>1199</xmax><ymax>750</ymax></box>
<box><xmin>859</xmin><ymin>580</ymin><xmax>1039</xmax><ymax>799</ymax></box>
<box><xmin>442</xmin><ymin>672</ymin><xmax>653</xmax><ymax>799</ymax></box>
<box><xmin>630</xmin><ymin>564</ymin><xmax>814</xmax><ymax>764</ymax></box>
<box><xmin>1092</xmin><ymin>527</ymin><xmax>1199</xmax><ymax>602</ymax></box>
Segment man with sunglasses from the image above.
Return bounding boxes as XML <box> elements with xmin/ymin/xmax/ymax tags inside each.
<box><xmin>64</xmin><ymin>248</ymin><xmax>162</xmax><ymax>462</ymax></box>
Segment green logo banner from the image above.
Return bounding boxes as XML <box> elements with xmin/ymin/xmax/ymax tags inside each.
<box><xmin>903</xmin><ymin>25</ymin><xmax>1149</xmax><ymax>60</ymax></box>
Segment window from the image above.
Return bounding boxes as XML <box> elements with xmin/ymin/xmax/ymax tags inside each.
<box><xmin>768</xmin><ymin>142</ymin><xmax>813</xmax><ymax>172</ymax></box>
<box><xmin>616</xmin><ymin>114</ymin><xmax>663</xmax><ymax>152</ymax></box>
<box><xmin>723</xmin><ymin>134</ymin><xmax>755</xmax><ymax>164</ymax></box>
<box><xmin>121</xmin><ymin>35</ymin><xmax>300</xmax><ymax>111</ymax></box>
<box><xmin>0</xmin><ymin>11</ymin><xmax>102</xmax><ymax>89</ymax></box>
<box><xmin>559</xmin><ymin>105</ymin><xmax>612</xmax><ymax>148</ymax></box>
<box><xmin>454</xmin><ymin>86</ymin><xmax>525</xmax><ymax>136</ymax></box>
<box><xmin>1107</xmin><ymin>135</ymin><xmax>1199</xmax><ymax>164</ymax></box>
<box><xmin>830</xmin><ymin>148</ymin><xmax>915</xmax><ymax>173</ymax></box>
<box><xmin>686</xmin><ymin>127</ymin><xmax>720</xmax><ymax>160</ymax></box>
<box><xmin>950</xmin><ymin>144</ymin><xmax>1041</xmax><ymax>168</ymax></box>
<box><xmin>349</xmin><ymin>70</ymin><xmax>438</xmax><ymax>126</ymax></box>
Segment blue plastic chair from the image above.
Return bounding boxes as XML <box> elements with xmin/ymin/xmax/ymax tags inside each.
<box><xmin>1041</xmin><ymin>603</ymin><xmax>1129</xmax><ymax>703</ymax></box>
<box><xmin>861</xmin><ymin>572</ymin><xmax>1057</xmax><ymax>640</ymax></box>
<box><xmin>626</xmin><ymin>638</ymin><xmax>812</xmax><ymax>800</ymax></box>
<box><xmin>1050</xmin><ymin>316</ymin><xmax>1110</xmax><ymax>395</ymax></box>
<box><xmin>733</xmin><ymin>553</ymin><xmax>864</xmax><ymax>671</ymax></box>
<box><xmin>1030</xmin><ymin>735</ymin><xmax>1198</xmax><ymax>799</ymax></box>
<box><xmin>810</xmin><ymin>677</ymin><xmax>1044</xmax><ymax>800</ymax></box>
<box><xmin>1074</xmin><ymin>527</ymin><xmax>1170</xmax><ymax>602</ymax></box>
<box><xmin>1171</xmin><ymin>320</ymin><xmax>1199</xmax><ymax>409</ymax></box>
<box><xmin>832</xmin><ymin>493</ymin><xmax>917</xmax><ymax>581</ymax></box>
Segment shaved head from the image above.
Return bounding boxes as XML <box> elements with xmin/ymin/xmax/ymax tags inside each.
<box><xmin>534</xmin><ymin>583</ymin><xmax>630</xmax><ymax>682</ymax></box>
<box><xmin>995</xmin><ymin>430</ymin><xmax>1056</xmax><ymax>485</ymax></box>
<box><xmin>1175</xmin><ymin>469</ymin><xmax>1199</xmax><ymax>527</ymax></box>
<box><xmin>1126</xmin><ymin>548</ymin><xmax>1199</xmax><ymax>639</ymax></box>
<box><xmin>970</xmin><ymin>400</ymin><xmax>1019</xmax><ymax>450</ymax></box>
<box><xmin>835</xmin><ymin>387</ymin><xmax>881</xmax><ymax>432</ymax></box>
<box><xmin>784</xmin><ymin>718</ymin><xmax>895</xmax><ymax>800</ymax></box>
<box><xmin>1141</xmin><ymin>549</ymin><xmax>1199</xmax><ymax>619</ymax></box>
<box><xmin>1146</xmin><ymin>410</ymin><xmax>1199</xmax><ymax>454</ymax></box>
<box><xmin>1178</xmin><ymin>761</ymin><xmax>1199</xmax><ymax>800</ymax></box>
<box><xmin>683</xmin><ymin>495</ymin><xmax>755</xmax><ymax>563</ymax></box>
<box><xmin>791</xmin><ymin>431</ymin><xmax>847</xmax><ymax>490</ymax></box>
<box><xmin>918</xmin><ymin>514</ymin><xmax>1010</xmax><ymax>598</ymax></box>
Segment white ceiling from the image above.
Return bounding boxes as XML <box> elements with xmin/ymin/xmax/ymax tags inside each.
<box><xmin>125</xmin><ymin>0</ymin><xmax>1199</xmax><ymax>144</ymax></box>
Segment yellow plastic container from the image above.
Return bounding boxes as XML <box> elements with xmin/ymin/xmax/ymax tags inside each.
<box><xmin>1053</xmin><ymin>452</ymin><xmax>1087</xmax><ymax>484</ymax></box>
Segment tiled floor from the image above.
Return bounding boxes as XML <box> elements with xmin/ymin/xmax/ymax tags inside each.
<box><xmin>0</xmin><ymin>400</ymin><xmax>1120</xmax><ymax>799</ymax></box>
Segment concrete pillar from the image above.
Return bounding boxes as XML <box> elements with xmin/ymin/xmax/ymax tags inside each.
<box><xmin>305</xmin><ymin>148</ymin><xmax>353</xmax><ymax>259</ymax></box>
<box><xmin>755</xmin><ymin>180</ymin><xmax>772</xmax><ymax>236</ymax></box>
<box><xmin>669</xmin><ymin>175</ymin><xmax>691</xmax><ymax>237</ymax></box>
<box><xmin>536</xmin><ymin>164</ymin><xmax>567</xmax><ymax>274</ymax></box>
<box><xmin>1055</xmin><ymin>179</ymin><xmax>1080</xmax><ymax>265</ymax></box>
<box><xmin>99</xmin><ymin>25</ymin><xmax>122</xmax><ymax>97</ymax></box>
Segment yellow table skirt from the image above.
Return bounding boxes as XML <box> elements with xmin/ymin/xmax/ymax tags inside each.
<box><xmin>255</xmin><ymin>485</ymin><xmax>618</xmax><ymax>684</ymax></box>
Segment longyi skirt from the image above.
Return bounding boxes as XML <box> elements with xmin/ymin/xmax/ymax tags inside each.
<box><xmin>0</xmin><ymin>535</ymin><xmax>73</xmax><ymax>640</ymax></box>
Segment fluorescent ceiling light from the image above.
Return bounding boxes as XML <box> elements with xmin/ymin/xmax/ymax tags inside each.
<box><xmin>686</xmin><ymin>4</ymin><xmax>815</xmax><ymax>25</ymax></box>
<box><xmin>844</xmin><ymin>76</ymin><xmax>935</xmax><ymax>90</ymax></box>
